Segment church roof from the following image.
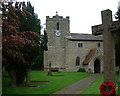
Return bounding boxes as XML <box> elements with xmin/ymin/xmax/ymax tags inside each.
<box><xmin>68</xmin><ymin>33</ymin><xmax>103</xmax><ymax>41</ymax></box>
<box><xmin>83</xmin><ymin>48</ymin><xmax>96</xmax><ymax>65</ymax></box>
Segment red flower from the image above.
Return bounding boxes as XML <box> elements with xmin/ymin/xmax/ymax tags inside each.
<box><xmin>100</xmin><ymin>81</ymin><xmax>116</xmax><ymax>96</ymax></box>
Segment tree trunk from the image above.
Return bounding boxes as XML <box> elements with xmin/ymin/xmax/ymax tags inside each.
<box><xmin>11</xmin><ymin>70</ymin><xmax>16</xmax><ymax>87</ymax></box>
<box><xmin>26</xmin><ymin>69</ymin><xmax>31</xmax><ymax>83</ymax></box>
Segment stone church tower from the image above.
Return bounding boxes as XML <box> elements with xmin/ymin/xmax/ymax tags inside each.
<box><xmin>44</xmin><ymin>13</ymin><xmax>70</xmax><ymax>71</ymax></box>
<box><xmin>44</xmin><ymin>13</ymin><xmax>104</xmax><ymax>73</ymax></box>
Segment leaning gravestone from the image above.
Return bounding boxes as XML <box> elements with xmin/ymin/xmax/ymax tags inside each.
<box><xmin>92</xmin><ymin>9</ymin><xmax>120</xmax><ymax>83</ymax></box>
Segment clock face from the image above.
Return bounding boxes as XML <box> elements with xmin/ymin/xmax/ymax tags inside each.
<box><xmin>55</xmin><ymin>31</ymin><xmax>61</xmax><ymax>37</ymax></box>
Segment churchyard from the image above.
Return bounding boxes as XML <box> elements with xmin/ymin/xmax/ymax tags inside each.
<box><xmin>1</xmin><ymin>1</ymin><xmax>120</xmax><ymax>95</ymax></box>
<box><xmin>3</xmin><ymin>71</ymin><xmax>118</xmax><ymax>94</ymax></box>
<box><xmin>2</xmin><ymin>71</ymin><xmax>91</xmax><ymax>94</ymax></box>
<box><xmin>2</xmin><ymin>71</ymin><xmax>120</xmax><ymax>95</ymax></box>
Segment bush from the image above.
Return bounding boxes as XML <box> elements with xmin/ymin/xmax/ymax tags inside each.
<box><xmin>116</xmin><ymin>71</ymin><xmax>119</xmax><ymax>75</ymax></box>
<box><xmin>78</xmin><ymin>68</ymin><xmax>85</xmax><ymax>72</ymax></box>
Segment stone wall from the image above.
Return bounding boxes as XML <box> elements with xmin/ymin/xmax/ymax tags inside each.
<box><xmin>44</xmin><ymin>15</ymin><xmax>70</xmax><ymax>71</ymax></box>
<box><xmin>65</xmin><ymin>40</ymin><xmax>103</xmax><ymax>72</ymax></box>
<box><xmin>44</xmin><ymin>14</ymin><xmax>104</xmax><ymax>73</ymax></box>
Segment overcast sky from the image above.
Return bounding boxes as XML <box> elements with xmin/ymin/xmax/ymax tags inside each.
<box><xmin>17</xmin><ymin>0</ymin><xmax>120</xmax><ymax>34</ymax></box>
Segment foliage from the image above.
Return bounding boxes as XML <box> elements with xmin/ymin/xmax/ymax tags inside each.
<box><xmin>15</xmin><ymin>1</ymin><xmax>41</xmax><ymax>34</ymax></box>
<box><xmin>115</xmin><ymin>6</ymin><xmax>120</xmax><ymax>20</ymax></box>
<box><xmin>78</xmin><ymin>68</ymin><xmax>85</xmax><ymax>72</ymax></box>
<box><xmin>114</xmin><ymin>31</ymin><xmax>120</xmax><ymax>66</ymax></box>
<box><xmin>41</xmin><ymin>29</ymin><xmax>48</xmax><ymax>51</ymax></box>
<box><xmin>2</xmin><ymin>1</ymin><xmax>46</xmax><ymax>84</ymax></box>
<box><xmin>2</xmin><ymin>1</ymin><xmax>41</xmax><ymax>68</ymax></box>
<box><xmin>31</xmin><ymin>29</ymin><xmax>48</xmax><ymax>70</ymax></box>
<box><xmin>114</xmin><ymin>6</ymin><xmax>120</xmax><ymax>67</ymax></box>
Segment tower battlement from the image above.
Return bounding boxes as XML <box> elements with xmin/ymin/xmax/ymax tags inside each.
<box><xmin>46</xmin><ymin>15</ymin><xmax>69</xmax><ymax>21</ymax></box>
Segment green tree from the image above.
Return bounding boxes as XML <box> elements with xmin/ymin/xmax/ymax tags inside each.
<box><xmin>2</xmin><ymin>1</ymin><xmax>42</xmax><ymax>86</ymax></box>
<box><xmin>18</xmin><ymin>1</ymin><xmax>44</xmax><ymax>70</ymax></box>
<box><xmin>15</xmin><ymin>1</ymin><xmax>41</xmax><ymax>34</ymax></box>
<box><xmin>31</xmin><ymin>29</ymin><xmax>48</xmax><ymax>70</ymax></box>
<box><xmin>26</xmin><ymin>1</ymin><xmax>41</xmax><ymax>34</ymax></box>
<box><xmin>115</xmin><ymin>4</ymin><xmax>120</xmax><ymax>93</ymax></box>
<box><xmin>115</xmin><ymin>6</ymin><xmax>120</xmax><ymax>20</ymax></box>
<box><xmin>115</xmin><ymin>5</ymin><xmax>120</xmax><ymax>67</ymax></box>
<box><xmin>42</xmin><ymin>29</ymin><xmax>48</xmax><ymax>51</ymax></box>
<box><xmin>14</xmin><ymin>1</ymin><xmax>43</xmax><ymax>69</ymax></box>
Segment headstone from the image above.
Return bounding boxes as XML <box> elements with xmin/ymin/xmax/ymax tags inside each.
<box><xmin>92</xmin><ymin>9</ymin><xmax>120</xmax><ymax>83</ymax></box>
<box><xmin>48</xmin><ymin>62</ymin><xmax>52</xmax><ymax>76</ymax></box>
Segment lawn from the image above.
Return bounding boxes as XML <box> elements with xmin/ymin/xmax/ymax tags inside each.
<box><xmin>2</xmin><ymin>71</ymin><xmax>91</xmax><ymax>95</ymax></box>
<box><xmin>81</xmin><ymin>73</ymin><xmax>120</xmax><ymax>95</ymax></box>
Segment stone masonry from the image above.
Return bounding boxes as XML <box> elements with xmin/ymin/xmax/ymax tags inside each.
<box><xmin>44</xmin><ymin>13</ymin><xmax>104</xmax><ymax>73</ymax></box>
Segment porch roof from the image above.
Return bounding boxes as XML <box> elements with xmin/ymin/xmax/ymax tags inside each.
<box><xmin>83</xmin><ymin>48</ymin><xmax>96</xmax><ymax>65</ymax></box>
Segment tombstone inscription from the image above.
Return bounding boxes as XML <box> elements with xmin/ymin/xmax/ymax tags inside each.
<box><xmin>92</xmin><ymin>9</ymin><xmax>120</xmax><ymax>83</ymax></box>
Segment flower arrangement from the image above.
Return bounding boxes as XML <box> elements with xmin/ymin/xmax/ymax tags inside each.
<box><xmin>100</xmin><ymin>81</ymin><xmax>116</xmax><ymax>96</ymax></box>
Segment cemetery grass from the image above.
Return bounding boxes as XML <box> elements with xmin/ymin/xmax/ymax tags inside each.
<box><xmin>81</xmin><ymin>73</ymin><xmax>119</xmax><ymax>95</ymax></box>
<box><xmin>2</xmin><ymin>70</ymin><xmax>91</xmax><ymax>94</ymax></box>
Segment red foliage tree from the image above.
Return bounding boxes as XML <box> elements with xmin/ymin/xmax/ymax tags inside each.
<box><xmin>2</xmin><ymin>2</ymin><xmax>41</xmax><ymax>86</ymax></box>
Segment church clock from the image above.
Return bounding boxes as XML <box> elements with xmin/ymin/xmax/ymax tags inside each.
<box><xmin>44</xmin><ymin>12</ymin><xmax>70</xmax><ymax>72</ymax></box>
<box><xmin>55</xmin><ymin>30</ymin><xmax>61</xmax><ymax>37</ymax></box>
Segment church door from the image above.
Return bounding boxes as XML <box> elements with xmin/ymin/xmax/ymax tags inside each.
<box><xmin>94</xmin><ymin>59</ymin><xmax>100</xmax><ymax>73</ymax></box>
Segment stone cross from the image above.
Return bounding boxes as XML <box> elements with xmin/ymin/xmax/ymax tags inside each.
<box><xmin>92</xmin><ymin>9</ymin><xmax>120</xmax><ymax>83</ymax></box>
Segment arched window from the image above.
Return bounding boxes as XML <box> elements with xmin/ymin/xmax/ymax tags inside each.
<box><xmin>78</xmin><ymin>43</ymin><xmax>80</xmax><ymax>47</ymax></box>
<box><xmin>78</xmin><ymin>43</ymin><xmax>83</xmax><ymax>47</ymax></box>
<box><xmin>76</xmin><ymin>57</ymin><xmax>80</xmax><ymax>66</ymax></box>
<box><xmin>81</xmin><ymin>43</ymin><xmax>83</xmax><ymax>47</ymax></box>
<box><xmin>98</xmin><ymin>42</ymin><xmax>100</xmax><ymax>47</ymax></box>
<box><xmin>57</xmin><ymin>22</ymin><xmax>59</xmax><ymax>30</ymax></box>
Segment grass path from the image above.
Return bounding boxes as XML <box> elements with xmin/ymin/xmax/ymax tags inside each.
<box><xmin>2</xmin><ymin>71</ymin><xmax>91</xmax><ymax>94</ymax></box>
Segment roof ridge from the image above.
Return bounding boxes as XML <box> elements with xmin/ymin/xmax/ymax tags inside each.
<box><xmin>70</xmin><ymin>33</ymin><xmax>91</xmax><ymax>35</ymax></box>
<box><xmin>68</xmin><ymin>33</ymin><xmax>103</xmax><ymax>41</ymax></box>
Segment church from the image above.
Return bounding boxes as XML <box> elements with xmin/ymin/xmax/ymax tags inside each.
<box><xmin>44</xmin><ymin>13</ymin><xmax>104</xmax><ymax>73</ymax></box>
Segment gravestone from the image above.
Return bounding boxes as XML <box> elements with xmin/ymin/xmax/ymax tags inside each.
<box><xmin>48</xmin><ymin>62</ymin><xmax>52</xmax><ymax>76</ymax></box>
<box><xmin>92</xmin><ymin>9</ymin><xmax>120</xmax><ymax>83</ymax></box>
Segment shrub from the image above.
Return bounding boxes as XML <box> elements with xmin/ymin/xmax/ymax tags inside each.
<box><xmin>78</xmin><ymin>68</ymin><xmax>85</xmax><ymax>72</ymax></box>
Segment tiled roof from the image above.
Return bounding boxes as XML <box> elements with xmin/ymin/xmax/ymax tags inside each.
<box><xmin>83</xmin><ymin>48</ymin><xmax>96</xmax><ymax>65</ymax></box>
<box><xmin>67</xmin><ymin>33</ymin><xmax>103</xmax><ymax>41</ymax></box>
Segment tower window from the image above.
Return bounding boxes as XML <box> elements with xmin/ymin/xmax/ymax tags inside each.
<box><xmin>76</xmin><ymin>57</ymin><xmax>80</xmax><ymax>66</ymax></box>
<box><xmin>78</xmin><ymin>43</ymin><xmax>83</xmax><ymax>47</ymax></box>
<box><xmin>98</xmin><ymin>43</ymin><xmax>100</xmax><ymax>47</ymax></box>
<box><xmin>57</xmin><ymin>22</ymin><xmax>59</xmax><ymax>30</ymax></box>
